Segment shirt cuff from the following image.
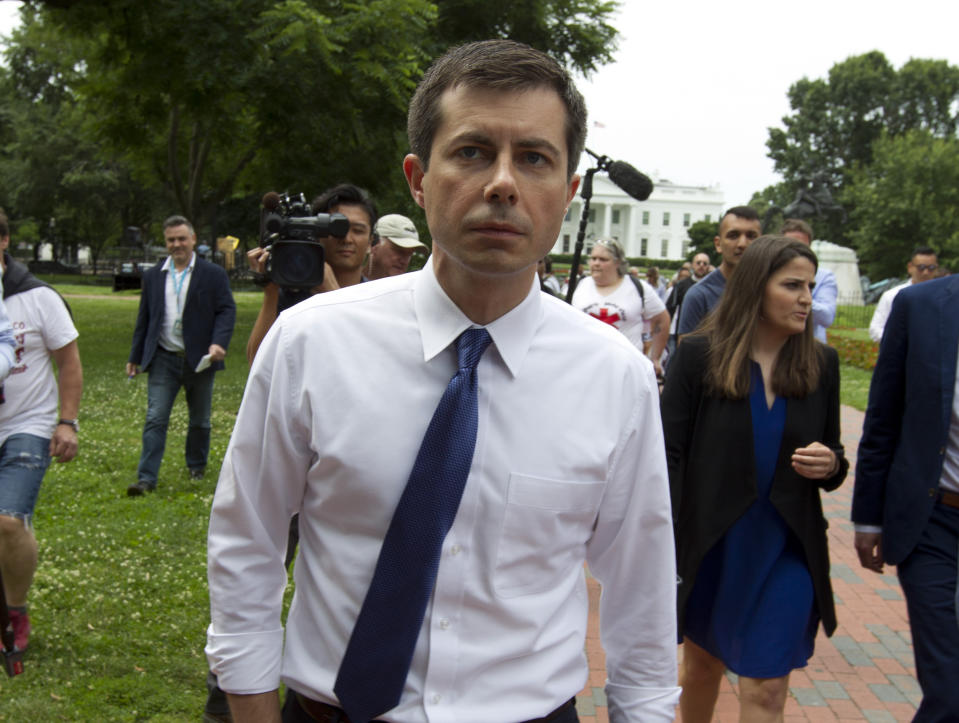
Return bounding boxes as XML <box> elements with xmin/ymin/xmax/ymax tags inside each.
<box><xmin>854</xmin><ymin>523</ymin><xmax>882</xmax><ymax>534</ymax></box>
<box><xmin>205</xmin><ymin>625</ymin><xmax>285</xmax><ymax>694</ymax></box>
<box><xmin>606</xmin><ymin>681</ymin><xmax>681</xmax><ymax>722</ymax></box>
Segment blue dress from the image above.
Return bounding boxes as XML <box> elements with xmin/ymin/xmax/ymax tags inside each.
<box><xmin>683</xmin><ymin>363</ymin><xmax>817</xmax><ymax>678</ymax></box>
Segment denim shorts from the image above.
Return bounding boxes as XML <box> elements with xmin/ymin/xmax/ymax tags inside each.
<box><xmin>0</xmin><ymin>433</ymin><xmax>52</xmax><ymax>523</ymax></box>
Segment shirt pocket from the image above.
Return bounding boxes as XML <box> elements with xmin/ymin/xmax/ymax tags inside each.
<box><xmin>493</xmin><ymin>473</ymin><xmax>605</xmax><ymax>598</ymax></box>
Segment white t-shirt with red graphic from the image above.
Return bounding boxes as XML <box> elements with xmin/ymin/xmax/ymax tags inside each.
<box><xmin>0</xmin><ymin>287</ymin><xmax>78</xmax><ymax>446</ymax></box>
<box><xmin>572</xmin><ymin>275</ymin><xmax>666</xmax><ymax>350</ymax></box>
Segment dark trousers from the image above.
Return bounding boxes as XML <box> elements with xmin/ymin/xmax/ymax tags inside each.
<box><xmin>897</xmin><ymin>500</ymin><xmax>959</xmax><ymax>722</ymax></box>
<box><xmin>281</xmin><ymin>690</ymin><xmax>580</xmax><ymax>723</ymax></box>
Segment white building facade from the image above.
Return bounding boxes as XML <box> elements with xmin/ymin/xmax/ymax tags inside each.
<box><xmin>552</xmin><ymin>175</ymin><xmax>724</xmax><ymax>261</ymax></box>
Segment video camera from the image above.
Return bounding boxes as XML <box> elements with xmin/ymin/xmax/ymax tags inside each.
<box><xmin>259</xmin><ymin>191</ymin><xmax>350</xmax><ymax>290</ymax></box>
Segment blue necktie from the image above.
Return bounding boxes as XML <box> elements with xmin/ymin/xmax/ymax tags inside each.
<box><xmin>334</xmin><ymin>328</ymin><xmax>493</xmax><ymax>723</ymax></box>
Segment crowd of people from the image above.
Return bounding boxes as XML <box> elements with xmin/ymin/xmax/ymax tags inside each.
<box><xmin>1</xmin><ymin>38</ymin><xmax>956</xmax><ymax>723</ymax></box>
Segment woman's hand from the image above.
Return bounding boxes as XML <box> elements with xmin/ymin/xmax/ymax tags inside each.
<box><xmin>791</xmin><ymin>441</ymin><xmax>839</xmax><ymax>480</ymax></box>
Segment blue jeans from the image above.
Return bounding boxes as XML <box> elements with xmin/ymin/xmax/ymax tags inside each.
<box><xmin>136</xmin><ymin>348</ymin><xmax>215</xmax><ymax>486</ymax></box>
<box><xmin>0</xmin><ymin>433</ymin><xmax>52</xmax><ymax>523</ymax></box>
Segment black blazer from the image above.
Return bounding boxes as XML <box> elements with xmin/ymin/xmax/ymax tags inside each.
<box><xmin>128</xmin><ymin>257</ymin><xmax>236</xmax><ymax>372</ymax></box>
<box><xmin>853</xmin><ymin>275</ymin><xmax>959</xmax><ymax>564</ymax></box>
<box><xmin>661</xmin><ymin>335</ymin><xmax>848</xmax><ymax>637</ymax></box>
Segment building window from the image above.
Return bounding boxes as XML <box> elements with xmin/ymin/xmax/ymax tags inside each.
<box><xmin>642</xmin><ymin>211</ymin><xmax>649</xmax><ymax>225</ymax></box>
<box><xmin>562</xmin><ymin>234</ymin><xmax>570</xmax><ymax>253</ymax></box>
<box><xmin>612</xmin><ymin>209</ymin><xmax>621</xmax><ymax>224</ymax></box>
<box><xmin>589</xmin><ymin>208</ymin><xmax>596</xmax><ymax>223</ymax></box>
<box><xmin>661</xmin><ymin>239</ymin><xmax>669</xmax><ymax>257</ymax></box>
<box><xmin>640</xmin><ymin>238</ymin><xmax>648</xmax><ymax>256</ymax></box>
<box><xmin>565</xmin><ymin>208</ymin><xmax>571</xmax><ymax>221</ymax></box>
<box><xmin>663</xmin><ymin>212</ymin><xmax>670</xmax><ymax>226</ymax></box>
<box><xmin>682</xmin><ymin>239</ymin><xmax>690</xmax><ymax>256</ymax></box>
<box><xmin>683</xmin><ymin>213</ymin><xmax>691</xmax><ymax>227</ymax></box>
<box><xmin>704</xmin><ymin>214</ymin><xmax>711</xmax><ymax>222</ymax></box>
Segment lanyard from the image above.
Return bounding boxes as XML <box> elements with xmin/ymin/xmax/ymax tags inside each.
<box><xmin>172</xmin><ymin>265</ymin><xmax>190</xmax><ymax>315</ymax></box>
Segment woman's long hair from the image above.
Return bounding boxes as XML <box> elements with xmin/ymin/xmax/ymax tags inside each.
<box><xmin>699</xmin><ymin>235</ymin><xmax>823</xmax><ymax>399</ymax></box>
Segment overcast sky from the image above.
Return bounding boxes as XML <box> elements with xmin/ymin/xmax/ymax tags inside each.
<box><xmin>2</xmin><ymin>0</ymin><xmax>958</xmax><ymax>208</ymax></box>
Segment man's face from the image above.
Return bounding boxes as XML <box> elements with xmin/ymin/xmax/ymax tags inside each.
<box><xmin>404</xmin><ymin>85</ymin><xmax>579</xmax><ymax>284</ymax></box>
<box><xmin>692</xmin><ymin>253</ymin><xmax>710</xmax><ymax>279</ymax></box>
<box><xmin>907</xmin><ymin>253</ymin><xmax>938</xmax><ymax>284</ymax></box>
<box><xmin>714</xmin><ymin>214</ymin><xmax>761</xmax><ymax>271</ymax></box>
<box><xmin>321</xmin><ymin>203</ymin><xmax>372</xmax><ymax>276</ymax></box>
<box><xmin>164</xmin><ymin>224</ymin><xmax>196</xmax><ymax>267</ymax></box>
<box><xmin>783</xmin><ymin>230</ymin><xmax>812</xmax><ymax>246</ymax></box>
<box><xmin>370</xmin><ymin>238</ymin><xmax>416</xmax><ymax>278</ymax></box>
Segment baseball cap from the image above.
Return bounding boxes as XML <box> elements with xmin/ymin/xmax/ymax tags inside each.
<box><xmin>374</xmin><ymin>214</ymin><xmax>427</xmax><ymax>250</ymax></box>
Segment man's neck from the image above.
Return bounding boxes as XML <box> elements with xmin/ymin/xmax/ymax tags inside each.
<box><xmin>718</xmin><ymin>263</ymin><xmax>734</xmax><ymax>280</ymax></box>
<box><xmin>431</xmin><ymin>255</ymin><xmax>533</xmax><ymax>326</ymax></box>
<box><xmin>172</xmin><ymin>253</ymin><xmax>193</xmax><ymax>272</ymax></box>
<box><xmin>335</xmin><ymin>268</ymin><xmax>364</xmax><ymax>287</ymax></box>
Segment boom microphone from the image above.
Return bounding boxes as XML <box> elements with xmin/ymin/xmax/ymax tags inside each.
<box><xmin>586</xmin><ymin>148</ymin><xmax>654</xmax><ymax>201</ymax></box>
<box><xmin>607</xmin><ymin>160</ymin><xmax>653</xmax><ymax>201</ymax></box>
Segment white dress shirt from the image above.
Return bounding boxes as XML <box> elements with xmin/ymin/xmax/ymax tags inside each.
<box><xmin>811</xmin><ymin>268</ymin><xmax>838</xmax><ymax>343</ymax></box>
<box><xmin>868</xmin><ymin>281</ymin><xmax>910</xmax><ymax>343</ymax></box>
<box><xmin>158</xmin><ymin>252</ymin><xmax>195</xmax><ymax>352</ymax></box>
<box><xmin>207</xmin><ymin>261</ymin><xmax>680</xmax><ymax>722</ymax></box>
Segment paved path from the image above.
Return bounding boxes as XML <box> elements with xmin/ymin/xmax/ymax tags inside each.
<box><xmin>577</xmin><ymin>405</ymin><xmax>922</xmax><ymax>722</ymax></box>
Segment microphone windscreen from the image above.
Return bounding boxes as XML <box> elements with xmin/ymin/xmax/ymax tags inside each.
<box><xmin>262</xmin><ymin>191</ymin><xmax>282</xmax><ymax>211</ymax></box>
<box><xmin>607</xmin><ymin>161</ymin><xmax>653</xmax><ymax>201</ymax></box>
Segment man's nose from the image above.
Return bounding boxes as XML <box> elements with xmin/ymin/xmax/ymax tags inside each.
<box><xmin>484</xmin><ymin>155</ymin><xmax>518</xmax><ymax>204</ymax></box>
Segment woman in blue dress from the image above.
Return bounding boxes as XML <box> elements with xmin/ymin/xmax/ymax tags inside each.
<box><xmin>662</xmin><ymin>236</ymin><xmax>848</xmax><ymax>722</ymax></box>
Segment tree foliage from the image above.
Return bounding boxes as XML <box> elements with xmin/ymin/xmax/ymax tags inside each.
<box><xmin>765</xmin><ymin>51</ymin><xmax>959</xmax><ymax>259</ymax></box>
<box><xmin>685</xmin><ymin>219</ymin><xmax>719</xmax><ymax>264</ymax></box>
<box><xmin>846</xmin><ymin>130</ymin><xmax>959</xmax><ymax>278</ymax></box>
<box><xmin>0</xmin><ymin>0</ymin><xmax>621</xmax><ymax>257</ymax></box>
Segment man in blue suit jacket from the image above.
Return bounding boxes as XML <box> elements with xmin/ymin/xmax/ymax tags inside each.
<box><xmin>853</xmin><ymin>274</ymin><xmax>959</xmax><ymax>720</ymax></box>
<box><xmin>126</xmin><ymin>216</ymin><xmax>236</xmax><ymax>496</ymax></box>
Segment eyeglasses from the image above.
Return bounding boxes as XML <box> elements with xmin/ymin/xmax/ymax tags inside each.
<box><xmin>914</xmin><ymin>264</ymin><xmax>938</xmax><ymax>272</ymax></box>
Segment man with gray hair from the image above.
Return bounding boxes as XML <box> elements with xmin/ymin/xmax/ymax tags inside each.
<box><xmin>368</xmin><ymin>213</ymin><xmax>427</xmax><ymax>279</ymax></box>
<box><xmin>126</xmin><ymin>215</ymin><xmax>235</xmax><ymax>496</ymax></box>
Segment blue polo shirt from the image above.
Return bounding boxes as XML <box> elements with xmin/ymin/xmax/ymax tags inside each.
<box><xmin>677</xmin><ymin>269</ymin><xmax>726</xmax><ymax>335</ymax></box>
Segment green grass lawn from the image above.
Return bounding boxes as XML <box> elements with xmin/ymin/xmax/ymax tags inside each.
<box><xmin>0</xmin><ymin>287</ymin><xmax>875</xmax><ymax>719</ymax></box>
<box><xmin>0</xmin><ymin>290</ymin><xmax>263</xmax><ymax>721</ymax></box>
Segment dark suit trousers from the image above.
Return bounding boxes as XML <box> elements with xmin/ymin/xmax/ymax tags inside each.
<box><xmin>896</xmin><ymin>499</ymin><xmax>959</xmax><ymax>721</ymax></box>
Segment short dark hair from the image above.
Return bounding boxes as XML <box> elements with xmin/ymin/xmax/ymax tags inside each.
<box><xmin>721</xmin><ymin>205</ymin><xmax>760</xmax><ymax>224</ymax></box>
<box><xmin>0</xmin><ymin>209</ymin><xmax>8</xmax><ymax>238</ymax></box>
<box><xmin>407</xmin><ymin>39</ymin><xmax>587</xmax><ymax>179</ymax></box>
<box><xmin>780</xmin><ymin>218</ymin><xmax>813</xmax><ymax>241</ymax></box>
<box><xmin>311</xmin><ymin>183</ymin><xmax>378</xmax><ymax>230</ymax></box>
<box><xmin>911</xmin><ymin>246</ymin><xmax>938</xmax><ymax>259</ymax></box>
<box><xmin>163</xmin><ymin>215</ymin><xmax>194</xmax><ymax>233</ymax></box>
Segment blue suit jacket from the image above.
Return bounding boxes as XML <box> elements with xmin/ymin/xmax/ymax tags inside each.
<box><xmin>128</xmin><ymin>257</ymin><xmax>236</xmax><ymax>373</ymax></box>
<box><xmin>852</xmin><ymin>275</ymin><xmax>959</xmax><ymax>565</ymax></box>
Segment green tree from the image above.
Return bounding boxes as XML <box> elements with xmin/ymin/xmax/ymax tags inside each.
<box><xmin>845</xmin><ymin>130</ymin><xmax>959</xmax><ymax>278</ymax></box>
<box><xmin>765</xmin><ymin>51</ymin><xmax>959</xmax><ymax>247</ymax></box>
<box><xmin>685</xmin><ymin>219</ymin><xmax>719</xmax><ymax>264</ymax></box>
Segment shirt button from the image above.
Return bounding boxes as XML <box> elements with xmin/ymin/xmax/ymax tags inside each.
<box><xmin>450</xmin><ymin>544</ymin><xmax>462</xmax><ymax>556</ymax></box>
<box><xmin>439</xmin><ymin>618</ymin><xmax>450</xmax><ymax>630</ymax></box>
<box><xmin>431</xmin><ymin>694</ymin><xmax>441</xmax><ymax>704</ymax></box>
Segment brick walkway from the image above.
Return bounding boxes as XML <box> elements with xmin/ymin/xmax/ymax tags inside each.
<box><xmin>577</xmin><ymin>405</ymin><xmax>922</xmax><ymax>722</ymax></box>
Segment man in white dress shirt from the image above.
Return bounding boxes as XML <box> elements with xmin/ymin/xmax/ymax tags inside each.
<box><xmin>206</xmin><ymin>40</ymin><xmax>679</xmax><ymax>723</ymax></box>
<box><xmin>868</xmin><ymin>246</ymin><xmax>939</xmax><ymax>343</ymax></box>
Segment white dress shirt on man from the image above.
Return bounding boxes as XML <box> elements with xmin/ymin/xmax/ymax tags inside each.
<box><xmin>207</xmin><ymin>261</ymin><xmax>679</xmax><ymax>722</ymax></box>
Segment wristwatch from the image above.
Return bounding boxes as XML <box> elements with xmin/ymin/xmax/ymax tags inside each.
<box><xmin>58</xmin><ymin>418</ymin><xmax>79</xmax><ymax>432</ymax></box>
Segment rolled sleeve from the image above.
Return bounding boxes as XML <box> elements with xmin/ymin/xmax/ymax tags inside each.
<box><xmin>587</xmin><ymin>362</ymin><xmax>680</xmax><ymax>721</ymax></box>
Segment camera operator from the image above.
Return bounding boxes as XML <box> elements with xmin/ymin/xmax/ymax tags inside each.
<box><xmin>245</xmin><ymin>183</ymin><xmax>378</xmax><ymax>364</ymax></box>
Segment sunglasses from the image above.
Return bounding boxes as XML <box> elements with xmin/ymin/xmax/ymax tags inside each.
<box><xmin>914</xmin><ymin>264</ymin><xmax>938</xmax><ymax>272</ymax></box>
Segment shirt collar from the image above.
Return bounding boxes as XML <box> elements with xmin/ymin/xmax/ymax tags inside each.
<box><xmin>413</xmin><ymin>257</ymin><xmax>542</xmax><ymax>378</ymax></box>
<box><xmin>161</xmin><ymin>252</ymin><xmax>196</xmax><ymax>273</ymax></box>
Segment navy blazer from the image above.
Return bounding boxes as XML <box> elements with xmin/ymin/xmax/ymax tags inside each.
<box><xmin>853</xmin><ymin>275</ymin><xmax>959</xmax><ymax>565</ymax></box>
<box><xmin>128</xmin><ymin>257</ymin><xmax>236</xmax><ymax>373</ymax></box>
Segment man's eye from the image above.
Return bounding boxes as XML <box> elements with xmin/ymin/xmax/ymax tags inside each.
<box><xmin>525</xmin><ymin>151</ymin><xmax>546</xmax><ymax>165</ymax></box>
<box><xmin>458</xmin><ymin>147</ymin><xmax>481</xmax><ymax>159</ymax></box>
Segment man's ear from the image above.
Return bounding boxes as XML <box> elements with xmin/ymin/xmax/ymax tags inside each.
<box><xmin>403</xmin><ymin>154</ymin><xmax>427</xmax><ymax>210</ymax></box>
